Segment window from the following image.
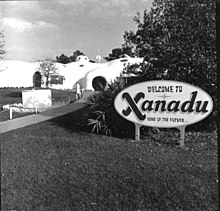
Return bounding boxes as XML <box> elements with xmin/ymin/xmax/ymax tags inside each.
<box><xmin>120</xmin><ymin>59</ymin><xmax>128</xmax><ymax>62</ymax></box>
<box><xmin>50</xmin><ymin>75</ymin><xmax>65</xmax><ymax>85</ymax></box>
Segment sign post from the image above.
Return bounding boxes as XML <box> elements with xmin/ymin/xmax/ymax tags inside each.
<box><xmin>135</xmin><ymin>123</ymin><xmax>141</xmax><ymax>141</ymax></box>
<box><xmin>178</xmin><ymin>125</ymin><xmax>186</xmax><ymax>147</ymax></box>
<box><xmin>114</xmin><ymin>80</ymin><xmax>213</xmax><ymax>147</ymax></box>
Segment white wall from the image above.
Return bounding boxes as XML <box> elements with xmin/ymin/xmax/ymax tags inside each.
<box><xmin>0</xmin><ymin>56</ymin><xmax>145</xmax><ymax>91</ymax></box>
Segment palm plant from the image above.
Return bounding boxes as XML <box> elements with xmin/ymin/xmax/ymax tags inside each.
<box><xmin>85</xmin><ymin>79</ymin><xmax>135</xmax><ymax>138</ymax></box>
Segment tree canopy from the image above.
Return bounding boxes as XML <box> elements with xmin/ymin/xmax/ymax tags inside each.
<box><xmin>37</xmin><ymin>58</ymin><xmax>58</xmax><ymax>87</ymax></box>
<box><xmin>109</xmin><ymin>0</ymin><xmax>216</xmax><ymax>130</ymax></box>
<box><xmin>104</xmin><ymin>47</ymin><xmax>135</xmax><ymax>61</ymax></box>
<box><xmin>123</xmin><ymin>0</ymin><xmax>216</xmax><ymax>97</ymax></box>
<box><xmin>0</xmin><ymin>31</ymin><xmax>5</xmax><ymax>60</ymax></box>
<box><xmin>56</xmin><ymin>50</ymin><xmax>84</xmax><ymax>64</ymax></box>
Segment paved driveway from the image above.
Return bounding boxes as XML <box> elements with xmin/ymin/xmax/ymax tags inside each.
<box><xmin>0</xmin><ymin>101</ymin><xmax>87</xmax><ymax>134</ymax></box>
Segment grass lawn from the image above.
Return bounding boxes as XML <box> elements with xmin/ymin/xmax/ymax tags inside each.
<box><xmin>0</xmin><ymin>106</ymin><xmax>218</xmax><ymax>211</ymax></box>
<box><xmin>0</xmin><ymin>88</ymin><xmax>76</xmax><ymax>122</ymax></box>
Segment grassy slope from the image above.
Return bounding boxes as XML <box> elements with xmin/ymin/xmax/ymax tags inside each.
<box><xmin>0</xmin><ymin>108</ymin><xmax>218</xmax><ymax>211</ymax></box>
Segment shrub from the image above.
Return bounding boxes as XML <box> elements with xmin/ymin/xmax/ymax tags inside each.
<box><xmin>85</xmin><ymin>80</ymin><xmax>137</xmax><ymax>138</ymax></box>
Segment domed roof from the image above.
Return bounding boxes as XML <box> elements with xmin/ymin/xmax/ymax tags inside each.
<box><xmin>75</xmin><ymin>55</ymin><xmax>89</xmax><ymax>63</ymax></box>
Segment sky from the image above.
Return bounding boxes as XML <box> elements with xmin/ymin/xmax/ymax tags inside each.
<box><xmin>0</xmin><ymin>0</ymin><xmax>153</xmax><ymax>62</ymax></box>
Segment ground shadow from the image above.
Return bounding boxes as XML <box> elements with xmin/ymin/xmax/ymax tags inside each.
<box><xmin>5</xmin><ymin>92</ymin><xmax>22</xmax><ymax>98</ymax></box>
<box><xmin>48</xmin><ymin>106</ymin><xmax>90</xmax><ymax>133</ymax></box>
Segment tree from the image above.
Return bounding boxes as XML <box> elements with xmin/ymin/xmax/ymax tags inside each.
<box><xmin>104</xmin><ymin>48</ymin><xmax>123</xmax><ymax>61</ymax></box>
<box><xmin>104</xmin><ymin>46</ymin><xmax>135</xmax><ymax>61</ymax></box>
<box><xmin>0</xmin><ymin>31</ymin><xmax>5</xmax><ymax>60</ymax></box>
<box><xmin>69</xmin><ymin>50</ymin><xmax>84</xmax><ymax>62</ymax></box>
<box><xmin>56</xmin><ymin>50</ymin><xmax>85</xmax><ymax>64</ymax></box>
<box><xmin>124</xmin><ymin>0</ymin><xmax>216</xmax><ymax>88</ymax></box>
<box><xmin>56</xmin><ymin>54</ymin><xmax>71</xmax><ymax>64</ymax></box>
<box><xmin>122</xmin><ymin>0</ymin><xmax>216</xmax><ymax>130</ymax></box>
<box><xmin>37</xmin><ymin>58</ymin><xmax>58</xmax><ymax>87</ymax></box>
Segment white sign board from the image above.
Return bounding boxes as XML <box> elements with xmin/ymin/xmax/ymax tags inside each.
<box><xmin>22</xmin><ymin>89</ymin><xmax>52</xmax><ymax>109</ymax></box>
<box><xmin>114</xmin><ymin>80</ymin><xmax>213</xmax><ymax>145</ymax></box>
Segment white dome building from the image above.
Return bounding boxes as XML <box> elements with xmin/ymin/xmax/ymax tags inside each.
<box><xmin>0</xmin><ymin>55</ymin><xmax>147</xmax><ymax>91</ymax></box>
<box><xmin>75</xmin><ymin>55</ymin><xmax>89</xmax><ymax>63</ymax></box>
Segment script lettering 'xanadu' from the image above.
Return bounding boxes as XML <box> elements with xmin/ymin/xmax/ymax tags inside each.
<box><xmin>114</xmin><ymin>81</ymin><xmax>213</xmax><ymax>128</ymax></box>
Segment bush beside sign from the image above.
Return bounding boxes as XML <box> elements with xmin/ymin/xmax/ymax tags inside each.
<box><xmin>114</xmin><ymin>80</ymin><xmax>213</xmax><ymax>146</ymax></box>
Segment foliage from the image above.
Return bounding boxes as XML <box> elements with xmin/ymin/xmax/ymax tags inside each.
<box><xmin>85</xmin><ymin>80</ymin><xmax>136</xmax><ymax>138</ymax></box>
<box><xmin>104</xmin><ymin>46</ymin><xmax>135</xmax><ymax>61</ymax></box>
<box><xmin>0</xmin><ymin>30</ymin><xmax>5</xmax><ymax>60</ymax></box>
<box><xmin>87</xmin><ymin>111</ymin><xmax>112</xmax><ymax>136</ymax></box>
<box><xmin>56</xmin><ymin>50</ymin><xmax>84</xmax><ymax>64</ymax></box>
<box><xmin>69</xmin><ymin>50</ymin><xmax>84</xmax><ymax>62</ymax></box>
<box><xmin>126</xmin><ymin>0</ymin><xmax>216</xmax><ymax>91</ymax></box>
<box><xmin>124</xmin><ymin>0</ymin><xmax>216</xmax><ymax>88</ymax></box>
<box><xmin>56</xmin><ymin>53</ymin><xmax>70</xmax><ymax>64</ymax></box>
<box><xmin>36</xmin><ymin>58</ymin><xmax>58</xmax><ymax>87</ymax></box>
<box><xmin>122</xmin><ymin>0</ymin><xmax>217</xmax><ymax>131</ymax></box>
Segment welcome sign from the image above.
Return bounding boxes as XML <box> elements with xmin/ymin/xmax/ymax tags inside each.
<box><xmin>114</xmin><ymin>80</ymin><xmax>213</xmax><ymax>145</ymax></box>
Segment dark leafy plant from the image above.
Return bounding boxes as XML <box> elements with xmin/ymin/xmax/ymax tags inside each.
<box><xmin>87</xmin><ymin>111</ymin><xmax>112</xmax><ymax>136</ymax></box>
<box><xmin>85</xmin><ymin>80</ymin><xmax>137</xmax><ymax>138</ymax></box>
<box><xmin>56</xmin><ymin>50</ymin><xmax>85</xmax><ymax>64</ymax></box>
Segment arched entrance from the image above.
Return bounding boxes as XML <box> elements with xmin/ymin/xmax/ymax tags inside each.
<box><xmin>92</xmin><ymin>76</ymin><xmax>107</xmax><ymax>91</ymax></box>
<box><xmin>33</xmin><ymin>71</ymin><xmax>42</xmax><ymax>88</ymax></box>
